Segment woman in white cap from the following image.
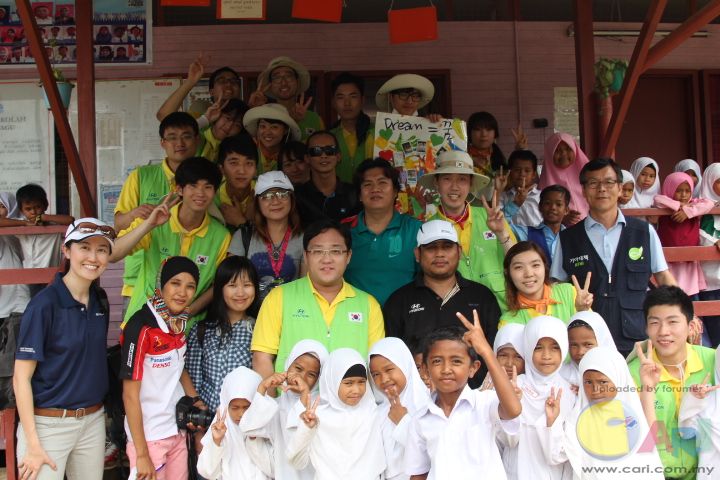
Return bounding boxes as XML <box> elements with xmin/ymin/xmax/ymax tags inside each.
<box><xmin>248</xmin><ymin>56</ymin><xmax>325</xmax><ymax>140</ymax></box>
<box><xmin>14</xmin><ymin>218</ymin><xmax>115</xmax><ymax>480</ymax></box>
<box><xmin>243</xmin><ymin>104</ymin><xmax>301</xmax><ymax>175</ymax></box>
<box><xmin>422</xmin><ymin>150</ymin><xmax>516</xmax><ymax>311</ymax></box>
<box><xmin>228</xmin><ymin>171</ymin><xmax>305</xmax><ymax>301</ymax></box>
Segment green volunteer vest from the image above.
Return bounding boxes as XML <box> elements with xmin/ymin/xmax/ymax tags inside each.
<box><xmin>123</xmin><ymin>214</ymin><xmax>229</xmax><ymax>332</ymax></box>
<box><xmin>275</xmin><ymin>276</ymin><xmax>371</xmax><ymax>372</ymax></box>
<box><xmin>298</xmin><ymin>111</ymin><xmax>324</xmax><ymax>141</ymax></box>
<box><xmin>331</xmin><ymin>125</ymin><xmax>374</xmax><ymax>184</ymax></box>
<box><xmin>628</xmin><ymin>345</ymin><xmax>716</xmax><ymax>479</ymax></box>
<box><xmin>123</xmin><ymin>164</ymin><xmax>173</xmax><ymax>290</ymax></box>
<box><xmin>429</xmin><ymin>206</ymin><xmax>508</xmax><ymax>311</ymax></box>
<box><xmin>499</xmin><ymin>283</ymin><xmax>577</xmax><ymax>327</ymax></box>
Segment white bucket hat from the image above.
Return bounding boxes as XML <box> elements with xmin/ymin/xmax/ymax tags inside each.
<box><xmin>418</xmin><ymin>150</ymin><xmax>491</xmax><ymax>195</ymax></box>
<box><xmin>416</xmin><ymin>219</ymin><xmax>459</xmax><ymax>247</ymax></box>
<box><xmin>260</xmin><ymin>56</ymin><xmax>311</xmax><ymax>98</ymax></box>
<box><xmin>243</xmin><ymin>104</ymin><xmax>301</xmax><ymax>141</ymax></box>
<box><xmin>255</xmin><ymin>171</ymin><xmax>294</xmax><ymax>196</ymax></box>
<box><xmin>375</xmin><ymin>73</ymin><xmax>435</xmax><ymax>112</ymax></box>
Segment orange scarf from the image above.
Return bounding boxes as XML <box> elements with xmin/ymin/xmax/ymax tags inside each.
<box><xmin>517</xmin><ymin>284</ymin><xmax>559</xmax><ymax>314</ymax></box>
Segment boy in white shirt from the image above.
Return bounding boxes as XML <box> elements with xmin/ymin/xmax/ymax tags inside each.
<box><xmin>405</xmin><ymin>311</ymin><xmax>522</xmax><ymax>480</ymax></box>
<box><xmin>499</xmin><ymin>150</ymin><xmax>541</xmax><ymax>228</ymax></box>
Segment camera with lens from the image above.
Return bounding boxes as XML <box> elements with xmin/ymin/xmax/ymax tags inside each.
<box><xmin>176</xmin><ymin>395</ymin><xmax>214</xmax><ymax>430</ymax></box>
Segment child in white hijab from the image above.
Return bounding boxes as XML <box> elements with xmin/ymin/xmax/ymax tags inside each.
<box><xmin>197</xmin><ymin>366</ymin><xmax>272</xmax><ymax>480</ymax></box>
<box><xmin>619</xmin><ymin>170</ymin><xmax>640</xmax><ymax>209</ymax></box>
<box><xmin>560</xmin><ymin>311</ymin><xmax>617</xmax><ymax>391</ymax></box>
<box><xmin>287</xmin><ymin>348</ymin><xmax>385</xmax><ymax>480</ymax></box>
<box><xmin>630</xmin><ymin>157</ymin><xmax>661</xmax><ymax>208</ymax></box>
<box><xmin>514</xmin><ymin>315</ymin><xmax>575</xmax><ymax>479</ymax></box>
<box><xmin>679</xmin><ymin>345</ymin><xmax>720</xmax><ymax>480</ymax></box>
<box><xmin>241</xmin><ymin>339</ymin><xmax>328</xmax><ymax>480</ymax></box>
<box><xmin>368</xmin><ymin>337</ymin><xmax>431</xmax><ymax>480</ymax></box>
<box><xmin>555</xmin><ymin>347</ymin><xmax>664</xmax><ymax>480</ymax></box>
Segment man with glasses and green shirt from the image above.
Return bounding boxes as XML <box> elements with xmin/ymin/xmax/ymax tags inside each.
<box><xmin>250</xmin><ymin>219</ymin><xmax>385</xmax><ymax>380</ymax></box>
<box><xmin>295</xmin><ymin>130</ymin><xmax>359</xmax><ymax>226</ymax></box>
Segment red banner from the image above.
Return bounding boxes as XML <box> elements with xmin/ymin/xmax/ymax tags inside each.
<box><xmin>388</xmin><ymin>6</ymin><xmax>438</xmax><ymax>44</ymax></box>
<box><xmin>291</xmin><ymin>0</ymin><xmax>343</xmax><ymax>23</ymax></box>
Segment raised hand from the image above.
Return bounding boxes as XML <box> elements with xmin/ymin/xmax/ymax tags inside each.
<box><xmin>512</xmin><ymin>124</ymin><xmax>528</xmax><ymax>150</ymax></box>
<box><xmin>131</xmin><ymin>203</ymin><xmax>155</xmax><ymax>221</ymax></box>
<box><xmin>204</xmin><ymin>97</ymin><xmax>230</xmax><ymax>124</ymax></box>
<box><xmin>457</xmin><ymin>309</ymin><xmax>492</xmax><ymax>357</ymax></box>
<box><xmin>211</xmin><ymin>408</ymin><xmax>228</xmax><ymax>446</ymax></box>
<box><xmin>258</xmin><ymin>372</ymin><xmax>287</xmax><ymax>395</ymax></box>
<box><xmin>563</xmin><ymin>210</ymin><xmax>583</xmax><ymax>226</ymax></box>
<box><xmin>284</xmin><ymin>372</ymin><xmax>310</xmax><ymax>400</ymax></box>
<box><xmin>513</xmin><ymin>177</ymin><xmax>534</xmax><ymax>207</ymax></box>
<box><xmin>493</xmin><ymin>166</ymin><xmax>508</xmax><ymax>194</ymax></box>
<box><xmin>572</xmin><ymin>271</ymin><xmax>594</xmax><ymax>311</ymax></box>
<box><xmin>147</xmin><ymin>193</ymin><xmax>179</xmax><ymax>227</ymax></box>
<box><xmin>248</xmin><ymin>77</ymin><xmax>270</xmax><ymax>107</ymax></box>
<box><xmin>290</xmin><ymin>93</ymin><xmax>313</xmax><ymax>122</ymax></box>
<box><xmin>385</xmin><ymin>385</ymin><xmax>409</xmax><ymax>425</ymax></box>
<box><xmin>636</xmin><ymin>340</ymin><xmax>661</xmax><ymax>391</ymax></box>
<box><xmin>481</xmin><ymin>190</ymin><xmax>508</xmax><ymax>237</ymax></box>
<box><xmin>300</xmin><ymin>396</ymin><xmax>320</xmax><ymax>429</ymax></box>
<box><xmin>187</xmin><ymin>54</ymin><xmax>206</xmax><ymax>84</ymax></box>
<box><xmin>510</xmin><ymin>365</ymin><xmax>522</xmax><ymax>400</ymax></box>
<box><xmin>545</xmin><ymin>387</ymin><xmax>563</xmax><ymax>426</ymax></box>
<box><xmin>689</xmin><ymin>372</ymin><xmax>720</xmax><ymax>400</ymax></box>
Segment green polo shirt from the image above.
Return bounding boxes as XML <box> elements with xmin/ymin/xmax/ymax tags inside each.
<box><xmin>343</xmin><ymin>211</ymin><xmax>421</xmax><ymax>305</ymax></box>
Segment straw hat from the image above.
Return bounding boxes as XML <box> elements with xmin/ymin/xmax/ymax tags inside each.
<box><xmin>418</xmin><ymin>151</ymin><xmax>490</xmax><ymax>194</ymax></box>
<box><xmin>259</xmin><ymin>56</ymin><xmax>311</xmax><ymax>98</ymax></box>
<box><xmin>243</xmin><ymin>104</ymin><xmax>301</xmax><ymax>141</ymax></box>
<box><xmin>375</xmin><ymin>74</ymin><xmax>435</xmax><ymax>112</ymax></box>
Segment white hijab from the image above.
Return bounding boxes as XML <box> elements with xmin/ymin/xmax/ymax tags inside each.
<box><xmin>494</xmin><ymin>323</ymin><xmax>525</xmax><ymax>355</ymax></box>
<box><xmin>312</xmin><ymin>348</ymin><xmax>385</xmax><ymax>479</ymax></box>
<box><xmin>698</xmin><ymin>162</ymin><xmax>720</xmax><ymax>232</ymax></box>
<box><xmin>630</xmin><ymin>157</ymin><xmax>660</xmax><ymax>208</ymax></box>
<box><xmin>281</xmin><ymin>340</ymin><xmax>329</xmax><ymax>430</ymax></box>
<box><xmin>560</xmin><ymin>311</ymin><xmax>618</xmax><ymax>387</ymax></box>
<box><xmin>369</xmin><ymin>337</ymin><xmax>431</xmax><ymax>479</ymax></box>
<box><xmin>619</xmin><ymin>170</ymin><xmax>641</xmax><ymax>209</ymax></box>
<box><xmin>674</xmin><ymin>159</ymin><xmax>703</xmax><ymax>198</ymax></box>
<box><xmin>563</xmin><ymin>347</ymin><xmax>664</xmax><ymax>479</ymax></box>
<box><xmin>202</xmin><ymin>366</ymin><xmax>263</xmax><ymax>478</ymax></box>
<box><xmin>0</xmin><ymin>192</ymin><xmax>18</xmax><ymax>219</ymax></box>
<box><xmin>519</xmin><ymin>315</ymin><xmax>575</xmax><ymax>422</ymax></box>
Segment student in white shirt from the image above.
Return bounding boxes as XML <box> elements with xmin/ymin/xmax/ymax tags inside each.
<box><xmin>287</xmin><ymin>348</ymin><xmax>385</xmax><ymax>480</ymax></box>
<box><xmin>514</xmin><ymin>315</ymin><xmax>575</xmax><ymax>480</ymax></box>
<box><xmin>368</xmin><ymin>337</ymin><xmax>431</xmax><ymax>480</ymax></box>
<box><xmin>405</xmin><ymin>311</ymin><xmax>522</xmax><ymax>480</ymax></box>
<box><xmin>559</xmin><ymin>311</ymin><xmax>617</xmax><ymax>391</ymax></box>
<box><xmin>546</xmin><ymin>346</ymin><xmax>664</xmax><ymax>480</ymax></box>
<box><xmin>242</xmin><ymin>339</ymin><xmax>328</xmax><ymax>480</ymax></box>
<box><xmin>499</xmin><ymin>150</ymin><xmax>542</xmax><ymax>228</ymax></box>
<box><xmin>679</xmin><ymin>344</ymin><xmax>720</xmax><ymax>480</ymax></box>
<box><xmin>198</xmin><ymin>366</ymin><xmax>273</xmax><ymax>479</ymax></box>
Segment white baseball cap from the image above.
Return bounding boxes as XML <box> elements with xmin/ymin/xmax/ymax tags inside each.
<box><xmin>416</xmin><ymin>219</ymin><xmax>458</xmax><ymax>247</ymax></box>
<box><xmin>64</xmin><ymin>217</ymin><xmax>115</xmax><ymax>250</ymax></box>
<box><xmin>255</xmin><ymin>171</ymin><xmax>294</xmax><ymax>196</ymax></box>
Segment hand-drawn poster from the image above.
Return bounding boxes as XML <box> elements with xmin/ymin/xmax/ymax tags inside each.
<box><xmin>373</xmin><ymin>112</ymin><xmax>467</xmax><ymax>219</ymax></box>
<box><xmin>0</xmin><ymin>0</ymin><xmax>151</xmax><ymax>66</ymax></box>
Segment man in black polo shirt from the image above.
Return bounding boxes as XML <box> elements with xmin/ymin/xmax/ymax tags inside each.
<box><xmin>295</xmin><ymin>130</ymin><xmax>359</xmax><ymax>227</ymax></box>
<box><xmin>383</xmin><ymin>219</ymin><xmax>500</xmax><ymax>384</ymax></box>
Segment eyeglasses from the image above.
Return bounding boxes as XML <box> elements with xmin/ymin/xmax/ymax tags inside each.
<box><xmin>214</xmin><ymin>77</ymin><xmax>241</xmax><ymax>86</ymax></box>
<box><xmin>307</xmin><ymin>145</ymin><xmax>339</xmax><ymax>157</ymax></box>
<box><xmin>259</xmin><ymin>190</ymin><xmax>291</xmax><ymax>201</ymax></box>
<box><xmin>306</xmin><ymin>248</ymin><xmax>348</xmax><ymax>258</ymax></box>
<box><xmin>584</xmin><ymin>179</ymin><xmax>619</xmax><ymax>190</ymax></box>
<box><xmin>270</xmin><ymin>73</ymin><xmax>297</xmax><ymax>84</ymax></box>
<box><xmin>162</xmin><ymin>133</ymin><xmax>196</xmax><ymax>143</ymax></box>
<box><xmin>393</xmin><ymin>91</ymin><xmax>422</xmax><ymax>102</ymax></box>
<box><xmin>69</xmin><ymin>221</ymin><xmax>117</xmax><ymax>239</ymax></box>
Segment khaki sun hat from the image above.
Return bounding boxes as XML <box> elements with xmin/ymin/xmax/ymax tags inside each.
<box><xmin>418</xmin><ymin>150</ymin><xmax>491</xmax><ymax>195</ymax></box>
<box><xmin>375</xmin><ymin>73</ymin><xmax>435</xmax><ymax>112</ymax></box>
<box><xmin>259</xmin><ymin>56</ymin><xmax>311</xmax><ymax>98</ymax></box>
<box><xmin>243</xmin><ymin>104</ymin><xmax>302</xmax><ymax>141</ymax></box>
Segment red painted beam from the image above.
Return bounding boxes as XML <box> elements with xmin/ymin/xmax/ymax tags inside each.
<box><xmin>693</xmin><ymin>301</ymin><xmax>720</xmax><ymax>316</ymax></box>
<box><xmin>622</xmin><ymin>207</ymin><xmax>720</xmax><ymax>217</ymax></box>
<box><xmin>15</xmin><ymin>0</ymin><xmax>96</xmax><ymax>217</ymax></box>
<box><xmin>75</xmin><ymin>0</ymin><xmax>97</xmax><ymax>207</ymax></box>
<box><xmin>0</xmin><ymin>225</ymin><xmax>68</xmax><ymax>235</ymax></box>
<box><xmin>0</xmin><ymin>268</ymin><xmax>62</xmax><ymax>285</ymax></box>
<box><xmin>663</xmin><ymin>246</ymin><xmax>720</xmax><ymax>262</ymax></box>
<box><xmin>600</xmin><ymin>0</ymin><xmax>668</xmax><ymax>158</ymax></box>
<box><xmin>573</xmin><ymin>0</ymin><xmax>598</xmax><ymax>158</ymax></box>
<box><xmin>644</xmin><ymin>0</ymin><xmax>720</xmax><ymax>71</ymax></box>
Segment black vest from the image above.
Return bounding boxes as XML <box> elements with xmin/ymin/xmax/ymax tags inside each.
<box><xmin>560</xmin><ymin>215</ymin><xmax>652</xmax><ymax>353</ymax></box>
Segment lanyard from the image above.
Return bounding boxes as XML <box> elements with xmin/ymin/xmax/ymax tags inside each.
<box><xmin>265</xmin><ymin>228</ymin><xmax>292</xmax><ymax>279</ymax></box>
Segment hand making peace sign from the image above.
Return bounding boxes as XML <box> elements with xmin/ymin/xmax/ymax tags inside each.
<box><xmin>457</xmin><ymin>309</ymin><xmax>492</xmax><ymax>358</ymax></box>
<box><xmin>572</xmin><ymin>271</ymin><xmax>594</xmax><ymax>311</ymax></box>
<box><xmin>211</xmin><ymin>408</ymin><xmax>228</xmax><ymax>446</ymax></box>
<box><xmin>290</xmin><ymin>92</ymin><xmax>313</xmax><ymax>122</ymax></box>
<box><xmin>248</xmin><ymin>76</ymin><xmax>271</xmax><ymax>107</ymax></box>
<box><xmin>300</xmin><ymin>395</ymin><xmax>320</xmax><ymax>429</ymax></box>
<box><xmin>385</xmin><ymin>386</ymin><xmax>408</xmax><ymax>425</ymax></box>
<box><xmin>545</xmin><ymin>386</ymin><xmax>563</xmax><ymax>427</ymax></box>
<box><xmin>636</xmin><ymin>340</ymin><xmax>661</xmax><ymax>392</ymax></box>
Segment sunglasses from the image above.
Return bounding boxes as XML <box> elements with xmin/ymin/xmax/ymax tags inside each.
<box><xmin>259</xmin><ymin>190</ymin><xmax>291</xmax><ymax>201</ymax></box>
<box><xmin>307</xmin><ymin>145</ymin><xmax>339</xmax><ymax>157</ymax></box>
<box><xmin>69</xmin><ymin>221</ymin><xmax>117</xmax><ymax>239</ymax></box>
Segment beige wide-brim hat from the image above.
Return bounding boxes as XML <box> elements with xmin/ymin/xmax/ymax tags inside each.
<box><xmin>243</xmin><ymin>104</ymin><xmax>301</xmax><ymax>141</ymax></box>
<box><xmin>375</xmin><ymin>73</ymin><xmax>435</xmax><ymax>112</ymax></box>
<box><xmin>260</xmin><ymin>56</ymin><xmax>311</xmax><ymax>99</ymax></box>
<box><xmin>418</xmin><ymin>150</ymin><xmax>491</xmax><ymax>195</ymax></box>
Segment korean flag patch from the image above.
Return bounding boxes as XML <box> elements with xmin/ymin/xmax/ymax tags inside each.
<box><xmin>195</xmin><ymin>254</ymin><xmax>209</xmax><ymax>265</ymax></box>
<box><xmin>483</xmin><ymin>230</ymin><xmax>497</xmax><ymax>240</ymax></box>
<box><xmin>348</xmin><ymin>312</ymin><xmax>363</xmax><ymax>323</ymax></box>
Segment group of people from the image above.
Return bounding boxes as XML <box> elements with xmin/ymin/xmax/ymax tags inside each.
<box><xmin>2</xmin><ymin>55</ymin><xmax>720</xmax><ymax>480</ymax></box>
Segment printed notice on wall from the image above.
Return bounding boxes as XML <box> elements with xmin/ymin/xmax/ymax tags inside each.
<box><xmin>217</xmin><ymin>0</ymin><xmax>265</xmax><ymax>19</ymax></box>
<box><xmin>553</xmin><ymin>87</ymin><xmax>580</xmax><ymax>141</ymax></box>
